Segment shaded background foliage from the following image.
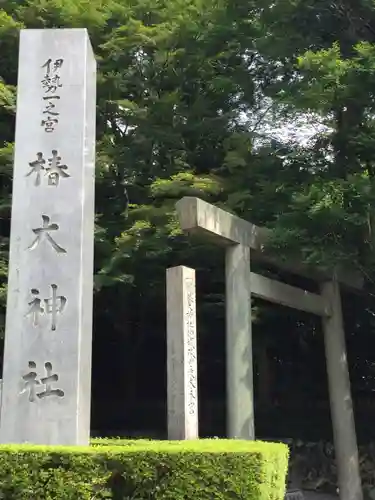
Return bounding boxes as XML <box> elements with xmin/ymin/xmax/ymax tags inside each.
<box><xmin>0</xmin><ymin>0</ymin><xmax>375</xmax><ymax>441</ymax></box>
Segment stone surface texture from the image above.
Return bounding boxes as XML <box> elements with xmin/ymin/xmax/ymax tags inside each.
<box><xmin>175</xmin><ymin>196</ymin><xmax>363</xmax><ymax>500</ymax></box>
<box><xmin>166</xmin><ymin>266</ymin><xmax>198</xmax><ymax>440</ymax></box>
<box><xmin>225</xmin><ymin>244</ymin><xmax>253</xmax><ymax>439</ymax></box>
<box><xmin>0</xmin><ymin>28</ymin><xmax>96</xmax><ymax>445</ymax></box>
<box><xmin>320</xmin><ymin>280</ymin><xmax>363</xmax><ymax>500</ymax></box>
<box><xmin>175</xmin><ymin>196</ymin><xmax>363</xmax><ymax>290</ymax></box>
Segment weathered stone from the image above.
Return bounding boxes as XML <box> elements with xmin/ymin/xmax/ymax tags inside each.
<box><xmin>320</xmin><ymin>280</ymin><xmax>362</xmax><ymax>500</ymax></box>
<box><xmin>175</xmin><ymin>196</ymin><xmax>363</xmax><ymax>499</ymax></box>
<box><xmin>166</xmin><ymin>266</ymin><xmax>198</xmax><ymax>439</ymax></box>
<box><xmin>226</xmin><ymin>244</ymin><xmax>253</xmax><ymax>439</ymax></box>
<box><xmin>0</xmin><ymin>28</ymin><xmax>96</xmax><ymax>445</ymax></box>
<box><xmin>176</xmin><ymin>196</ymin><xmax>363</xmax><ymax>290</ymax></box>
<box><xmin>176</xmin><ymin>198</ymin><xmax>254</xmax><ymax>439</ymax></box>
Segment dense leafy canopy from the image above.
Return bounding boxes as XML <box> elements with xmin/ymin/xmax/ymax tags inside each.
<box><xmin>1</xmin><ymin>0</ymin><xmax>375</xmax><ymax>438</ymax></box>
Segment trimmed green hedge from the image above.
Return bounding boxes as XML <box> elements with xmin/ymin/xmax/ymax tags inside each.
<box><xmin>0</xmin><ymin>439</ymin><xmax>288</xmax><ymax>499</ymax></box>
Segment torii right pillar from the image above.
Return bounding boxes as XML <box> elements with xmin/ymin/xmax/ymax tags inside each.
<box><xmin>321</xmin><ymin>279</ymin><xmax>362</xmax><ymax>500</ymax></box>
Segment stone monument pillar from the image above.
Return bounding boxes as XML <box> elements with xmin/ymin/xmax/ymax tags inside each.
<box><xmin>0</xmin><ymin>28</ymin><xmax>96</xmax><ymax>445</ymax></box>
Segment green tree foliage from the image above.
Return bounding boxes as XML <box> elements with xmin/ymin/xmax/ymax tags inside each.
<box><xmin>0</xmin><ymin>0</ymin><xmax>269</xmax><ymax>407</ymax></box>
<box><xmin>255</xmin><ymin>0</ymin><xmax>375</xmax><ymax>278</ymax></box>
<box><xmin>1</xmin><ymin>0</ymin><xmax>375</xmax><ymax>430</ymax></box>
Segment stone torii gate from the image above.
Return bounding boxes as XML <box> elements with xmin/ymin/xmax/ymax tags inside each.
<box><xmin>176</xmin><ymin>196</ymin><xmax>364</xmax><ymax>500</ymax></box>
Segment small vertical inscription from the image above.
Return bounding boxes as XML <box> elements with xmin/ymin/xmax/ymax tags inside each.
<box><xmin>185</xmin><ymin>276</ymin><xmax>197</xmax><ymax>417</ymax></box>
<box><xmin>41</xmin><ymin>58</ymin><xmax>64</xmax><ymax>132</ymax></box>
<box><xmin>21</xmin><ymin>361</ymin><xmax>64</xmax><ymax>402</ymax></box>
<box><xmin>167</xmin><ymin>266</ymin><xmax>198</xmax><ymax>439</ymax></box>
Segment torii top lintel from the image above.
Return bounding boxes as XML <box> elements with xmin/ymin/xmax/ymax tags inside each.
<box><xmin>175</xmin><ymin>196</ymin><xmax>363</xmax><ymax>291</ymax></box>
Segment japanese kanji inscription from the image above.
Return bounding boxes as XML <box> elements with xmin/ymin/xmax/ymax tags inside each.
<box><xmin>185</xmin><ymin>277</ymin><xmax>197</xmax><ymax>417</ymax></box>
<box><xmin>0</xmin><ymin>29</ymin><xmax>96</xmax><ymax>446</ymax></box>
<box><xmin>167</xmin><ymin>266</ymin><xmax>198</xmax><ymax>440</ymax></box>
<box><xmin>27</xmin><ymin>150</ymin><xmax>70</xmax><ymax>187</ymax></box>
<box><xmin>21</xmin><ymin>361</ymin><xmax>64</xmax><ymax>402</ymax></box>
<box><xmin>26</xmin><ymin>285</ymin><xmax>67</xmax><ymax>331</ymax></box>
<box><xmin>41</xmin><ymin>58</ymin><xmax>64</xmax><ymax>132</ymax></box>
<box><xmin>28</xmin><ymin>215</ymin><xmax>67</xmax><ymax>253</ymax></box>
